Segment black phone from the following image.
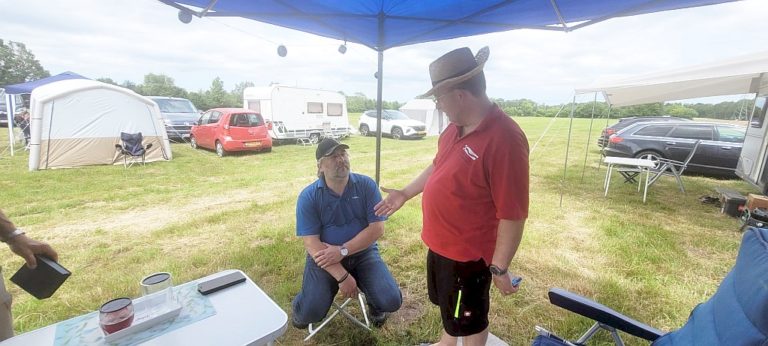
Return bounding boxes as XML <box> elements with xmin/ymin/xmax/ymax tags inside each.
<box><xmin>197</xmin><ymin>272</ymin><xmax>246</xmax><ymax>295</ymax></box>
<box><xmin>10</xmin><ymin>255</ymin><xmax>71</xmax><ymax>300</ymax></box>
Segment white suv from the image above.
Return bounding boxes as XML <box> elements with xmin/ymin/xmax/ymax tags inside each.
<box><xmin>358</xmin><ymin>109</ymin><xmax>426</xmax><ymax>139</ymax></box>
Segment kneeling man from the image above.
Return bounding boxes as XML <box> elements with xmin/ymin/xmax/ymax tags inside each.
<box><xmin>292</xmin><ymin>138</ymin><xmax>402</xmax><ymax>328</ymax></box>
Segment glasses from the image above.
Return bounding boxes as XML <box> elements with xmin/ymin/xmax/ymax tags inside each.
<box><xmin>432</xmin><ymin>90</ymin><xmax>453</xmax><ymax>104</ymax></box>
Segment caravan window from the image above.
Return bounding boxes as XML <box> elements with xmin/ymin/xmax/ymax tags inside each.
<box><xmin>751</xmin><ymin>96</ymin><xmax>767</xmax><ymax>129</ymax></box>
<box><xmin>307</xmin><ymin>102</ymin><xmax>324</xmax><ymax>114</ymax></box>
<box><xmin>328</xmin><ymin>103</ymin><xmax>343</xmax><ymax>116</ymax></box>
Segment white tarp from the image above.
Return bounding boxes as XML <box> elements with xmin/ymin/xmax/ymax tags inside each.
<box><xmin>576</xmin><ymin>51</ymin><xmax>768</xmax><ymax>106</ymax></box>
<box><xmin>399</xmin><ymin>99</ymin><xmax>448</xmax><ymax>136</ymax></box>
<box><xmin>28</xmin><ymin>79</ymin><xmax>172</xmax><ymax>170</ymax></box>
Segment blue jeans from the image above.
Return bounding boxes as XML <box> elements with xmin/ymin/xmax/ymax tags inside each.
<box><xmin>291</xmin><ymin>244</ymin><xmax>402</xmax><ymax>324</ymax></box>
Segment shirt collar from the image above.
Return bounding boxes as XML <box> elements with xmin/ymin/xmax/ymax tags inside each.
<box><xmin>316</xmin><ymin>172</ymin><xmax>357</xmax><ymax>189</ymax></box>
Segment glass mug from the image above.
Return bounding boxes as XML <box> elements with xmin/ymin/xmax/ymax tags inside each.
<box><xmin>99</xmin><ymin>297</ymin><xmax>134</xmax><ymax>334</ymax></box>
<box><xmin>140</xmin><ymin>272</ymin><xmax>175</xmax><ymax>316</ymax></box>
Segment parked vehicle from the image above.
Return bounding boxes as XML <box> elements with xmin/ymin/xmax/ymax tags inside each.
<box><xmin>190</xmin><ymin>108</ymin><xmax>273</xmax><ymax>157</ymax></box>
<box><xmin>243</xmin><ymin>85</ymin><xmax>350</xmax><ymax>143</ymax></box>
<box><xmin>597</xmin><ymin>116</ymin><xmax>691</xmax><ymax>147</ymax></box>
<box><xmin>359</xmin><ymin>109</ymin><xmax>427</xmax><ymax>139</ymax></box>
<box><xmin>604</xmin><ymin>121</ymin><xmax>745</xmax><ymax>176</ymax></box>
<box><xmin>0</xmin><ymin>92</ymin><xmax>25</xmax><ymax>127</ymax></box>
<box><xmin>148</xmin><ymin>96</ymin><xmax>200</xmax><ymax>141</ymax></box>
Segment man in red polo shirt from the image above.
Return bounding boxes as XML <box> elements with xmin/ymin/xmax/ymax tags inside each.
<box><xmin>374</xmin><ymin>46</ymin><xmax>529</xmax><ymax>346</ymax></box>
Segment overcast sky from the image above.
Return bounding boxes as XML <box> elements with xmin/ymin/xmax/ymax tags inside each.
<box><xmin>1</xmin><ymin>0</ymin><xmax>765</xmax><ymax>105</ymax></box>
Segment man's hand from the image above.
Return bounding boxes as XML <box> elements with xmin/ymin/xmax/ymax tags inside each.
<box><xmin>8</xmin><ymin>234</ymin><xmax>59</xmax><ymax>269</ymax></box>
<box><xmin>313</xmin><ymin>244</ymin><xmax>343</xmax><ymax>268</ymax></box>
<box><xmin>492</xmin><ymin>273</ymin><xmax>520</xmax><ymax>296</ymax></box>
<box><xmin>374</xmin><ymin>187</ymin><xmax>408</xmax><ymax>217</ymax></box>
<box><xmin>338</xmin><ymin>274</ymin><xmax>358</xmax><ymax>299</ymax></box>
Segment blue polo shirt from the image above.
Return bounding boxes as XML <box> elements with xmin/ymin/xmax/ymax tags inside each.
<box><xmin>296</xmin><ymin>173</ymin><xmax>387</xmax><ymax>245</ymax></box>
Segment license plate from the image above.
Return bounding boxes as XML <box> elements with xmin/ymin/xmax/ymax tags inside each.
<box><xmin>245</xmin><ymin>141</ymin><xmax>262</xmax><ymax>148</ymax></box>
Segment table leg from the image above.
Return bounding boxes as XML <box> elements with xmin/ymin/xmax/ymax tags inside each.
<box><xmin>604</xmin><ymin>164</ymin><xmax>613</xmax><ymax>197</ymax></box>
<box><xmin>643</xmin><ymin>167</ymin><xmax>650</xmax><ymax>203</ymax></box>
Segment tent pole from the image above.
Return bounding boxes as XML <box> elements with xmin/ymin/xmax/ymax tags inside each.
<box><xmin>374</xmin><ymin>12</ymin><xmax>384</xmax><ymax>185</ymax></box>
<box><xmin>580</xmin><ymin>93</ymin><xmax>598</xmax><ymax>182</ymax></box>
<box><xmin>597</xmin><ymin>103</ymin><xmax>612</xmax><ymax>171</ymax></box>
<box><xmin>7</xmin><ymin>94</ymin><xmax>15</xmax><ymax>156</ymax></box>
<box><xmin>560</xmin><ymin>93</ymin><xmax>576</xmax><ymax>207</ymax></box>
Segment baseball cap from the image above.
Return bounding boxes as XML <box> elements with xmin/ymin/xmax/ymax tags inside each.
<box><xmin>315</xmin><ymin>138</ymin><xmax>349</xmax><ymax>160</ymax></box>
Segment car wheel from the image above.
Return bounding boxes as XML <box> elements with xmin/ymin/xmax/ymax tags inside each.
<box><xmin>391</xmin><ymin>127</ymin><xmax>403</xmax><ymax>140</ymax></box>
<box><xmin>359</xmin><ymin>124</ymin><xmax>370</xmax><ymax>137</ymax></box>
<box><xmin>635</xmin><ymin>150</ymin><xmax>662</xmax><ymax>167</ymax></box>
<box><xmin>190</xmin><ymin>136</ymin><xmax>198</xmax><ymax>149</ymax></box>
<box><xmin>309</xmin><ymin>133</ymin><xmax>321</xmax><ymax>144</ymax></box>
<box><xmin>216</xmin><ymin>141</ymin><xmax>226</xmax><ymax>157</ymax></box>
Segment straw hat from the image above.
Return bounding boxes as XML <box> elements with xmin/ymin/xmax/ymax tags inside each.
<box><xmin>421</xmin><ymin>46</ymin><xmax>489</xmax><ymax>98</ymax></box>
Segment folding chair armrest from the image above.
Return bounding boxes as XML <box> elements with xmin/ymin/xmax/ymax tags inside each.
<box><xmin>548</xmin><ymin>288</ymin><xmax>663</xmax><ymax>341</ymax></box>
<box><xmin>115</xmin><ymin>144</ymin><xmax>123</xmax><ymax>151</ymax></box>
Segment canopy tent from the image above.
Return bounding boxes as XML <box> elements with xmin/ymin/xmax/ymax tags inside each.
<box><xmin>561</xmin><ymin>50</ymin><xmax>768</xmax><ymax>204</ymax></box>
<box><xmin>576</xmin><ymin>50</ymin><xmax>768</xmax><ymax>107</ymax></box>
<box><xmin>28</xmin><ymin>79</ymin><xmax>172</xmax><ymax>170</ymax></box>
<box><xmin>157</xmin><ymin>0</ymin><xmax>740</xmax><ymax>183</ymax></box>
<box><xmin>2</xmin><ymin>72</ymin><xmax>89</xmax><ymax>156</ymax></box>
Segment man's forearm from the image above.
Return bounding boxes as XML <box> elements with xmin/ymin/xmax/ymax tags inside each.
<box><xmin>491</xmin><ymin>219</ymin><xmax>525</xmax><ymax>270</ymax></box>
<box><xmin>302</xmin><ymin>236</ymin><xmax>349</xmax><ymax>280</ymax></box>
<box><xmin>0</xmin><ymin>209</ymin><xmax>17</xmax><ymax>236</ymax></box>
<box><xmin>343</xmin><ymin>221</ymin><xmax>384</xmax><ymax>255</ymax></box>
<box><xmin>403</xmin><ymin>164</ymin><xmax>434</xmax><ymax>199</ymax></box>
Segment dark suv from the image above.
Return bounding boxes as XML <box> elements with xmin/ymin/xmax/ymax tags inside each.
<box><xmin>604</xmin><ymin>121</ymin><xmax>745</xmax><ymax>176</ymax></box>
<box><xmin>597</xmin><ymin>116</ymin><xmax>691</xmax><ymax>147</ymax></box>
<box><xmin>149</xmin><ymin>96</ymin><xmax>200</xmax><ymax>141</ymax></box>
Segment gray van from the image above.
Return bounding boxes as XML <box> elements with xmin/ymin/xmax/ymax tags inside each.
<box><xmin>148</xmin><ymin>96</ymin><xmax>199</xmax><ymax>140</ymax></box>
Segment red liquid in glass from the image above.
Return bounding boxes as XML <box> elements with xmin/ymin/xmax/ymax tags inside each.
<box><xmin>100</xmin><ymin>313</ymin><xmax>134</xmax><ymax>334</ymax></box>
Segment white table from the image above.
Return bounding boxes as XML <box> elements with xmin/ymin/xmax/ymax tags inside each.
<box><xmin>603</xmin><ymin>157</ymin><xmax>657</xmax><ymax>203</ymax></box>
<box><xmin>0</xmin><ymin>270</ymin><xmax>288</xmax><ymax>346</ymax></box>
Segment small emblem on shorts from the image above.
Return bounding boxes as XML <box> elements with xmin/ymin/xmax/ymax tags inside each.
<box><xmin>463</xmin><ymin>145</ymin><xmax>479</xmax><ymax>160</ymax></box>
<box><xmin>464</xmin><ymin>311</ymin><xmax>472</xmax><ymax>317</ymax></box>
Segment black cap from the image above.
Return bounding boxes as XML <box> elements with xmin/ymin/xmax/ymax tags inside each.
<box><xmin>315</xmin><ymin>138</ymin><xmax>349</xmax><ymax>160</ymax></box>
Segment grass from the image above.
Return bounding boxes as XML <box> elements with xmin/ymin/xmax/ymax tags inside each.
<box><xmin>0</xmin><ymin>115</ymin><xmax>752</xmax><ymax>345</ymax></box>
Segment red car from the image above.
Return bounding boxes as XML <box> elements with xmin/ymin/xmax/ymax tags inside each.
<box><xmin>190</xmin><ymin>108</ymin><xmax>273</xmax><ymax>157</ymax></box>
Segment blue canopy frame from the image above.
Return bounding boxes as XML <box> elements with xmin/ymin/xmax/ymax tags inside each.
<box><xmin>157</xmin><ymin>0</ymin><xmax>740</xmax><ymax>183</ymax></box>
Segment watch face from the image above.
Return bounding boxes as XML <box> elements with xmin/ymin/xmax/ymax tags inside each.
<box><xmin>340</xmin><ymin>247</ymin><xmax>348</xmax><ymax>256</ymax></box>
<box><xmin>489</xmin><ymin>265</ymin><xmax>504</xmax><ymax>276</ymax></box>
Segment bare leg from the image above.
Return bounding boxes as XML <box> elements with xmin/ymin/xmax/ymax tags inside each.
<box><xmin>461</xmin><ymin>327</ymin><xmax>489</xmax><ymax>346</ymax></box>
<box><xmin>431</xmin><ymin>330</ymin><xmax>458</xmax><ymax>346</ymax></box>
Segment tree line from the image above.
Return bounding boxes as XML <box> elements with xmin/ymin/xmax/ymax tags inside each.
<box><xmin>1</xmin><ymin>38</ymin><xmax>754</xmax><ymax>119</ymax></box>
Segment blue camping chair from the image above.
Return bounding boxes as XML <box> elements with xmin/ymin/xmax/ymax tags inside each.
<box><xmin>533</xmin><ymin>226</ymin><xmax>768</xmax><ymax>346</ymax></box>
<box><xmin>115</xmin><ymin>132</ymin><xmax>153</xmax><ymax>168</ymax></box>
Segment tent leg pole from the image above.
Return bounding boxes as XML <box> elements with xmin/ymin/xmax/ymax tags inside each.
<box><xmin>597</xmin><ymin>104</ymin><xmax>612</xmax><ymax>172</ymax></box>
<box><xmin>560</xmin><ymin>94</ymin><xmax>576</xmax><ymax>207</ymax></box>
<box><xmin>374</xmin><ymin>14</ymin><xmax>384</xmax><ymax>185</ymax></box>
<box><xmin>580</xmin><ymin>93</ymin><xmax>598</xmax><ymax>182</ymax></box>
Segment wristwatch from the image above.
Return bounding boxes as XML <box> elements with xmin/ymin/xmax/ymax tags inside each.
<box><xmin>489</xmin><ymin>264</ymin><xmax>507</xmax><ymax>276</ymax></box>
<box><xmin>340</xmin><ymin>245</ymin><xmax>349</xmax><ymax>257</ymax></box>
<box><xmin>0</xmin><ymin>229</ymin><xmax>25</xmax><ymax>243</ymax></box>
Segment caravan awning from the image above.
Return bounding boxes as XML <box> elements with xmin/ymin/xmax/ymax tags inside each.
<box><xmin>576</xmin><ymin>51</ymin><xmax>768</xmax><ymax>107</ymax></box>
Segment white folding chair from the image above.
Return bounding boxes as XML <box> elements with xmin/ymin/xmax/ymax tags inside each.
<box><xmin>304</xmin><ymin>292</ymin><xmax>371</xmax><ymax>341</ymax></box>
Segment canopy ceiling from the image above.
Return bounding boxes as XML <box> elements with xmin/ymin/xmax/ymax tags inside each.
<box><xmin>3</xmin><ymin>71</ymin><xmax>88</xmax><ymax>95</ymax></box>
<box><xmin>158</xmin><ymin>0</ymin><xmax>740</xmax><ymax>51</ymax></box>
<box><xmin>576</xmin><ymin>50</ymin><xmax>768</xmax><ymax>107</ymax></box>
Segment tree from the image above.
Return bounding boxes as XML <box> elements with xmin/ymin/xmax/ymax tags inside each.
<box><xmin>231</xmin><ymin>81</ymin><xmax>254</xmax><ymax>107</ymax></box>
<box><xmin>137</xmin><ymin>73</ymin><xmax>187</xmax><ymax>97</ymax></box>
<box><xmin>96</xmin><ymin>77</ymin><xmax>117</xmax><ymax>85</ymax></box>
<box><xmin>0</xmin><ymin>39</ymin><xmax>50</xmax><ymax>85</ymax></box>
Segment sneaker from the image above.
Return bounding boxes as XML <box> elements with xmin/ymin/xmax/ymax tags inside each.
<box><xmin>370</xmin><ymin>311</ymin><xmax>389</xmax><ymax>328</ymax></box>
<box><xmin>291</xmin><ymin>316</ymin><xmax>308</xmax><ymax>330</ymax></box>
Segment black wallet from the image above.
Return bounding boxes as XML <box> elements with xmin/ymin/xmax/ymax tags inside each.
<box><xmin>10</xmin><ymin>256</ymin><xmax>71</xmax><ymax>299</ymax></box>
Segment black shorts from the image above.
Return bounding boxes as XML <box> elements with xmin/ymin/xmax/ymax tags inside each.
<box><xmin>427</xmin><ymin>249</ymin><xmax>491</xmax><ymax>337</ymax></box>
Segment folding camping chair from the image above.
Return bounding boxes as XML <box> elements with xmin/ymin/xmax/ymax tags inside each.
<box><xmin>304</xmin><ymin>292</ymin><xmax>371</xmax><ymax>341</ymax></box>
<box><xmin>115</xmin><ymin>132</ymin><xmax>153</xmax><ymax>168</ymax></box>
<box><xmin>618</xmin><ymin>140</ymin><xmax>701</xmax><ymax>192</ymax></box>
<box><xmin>532</xmin><ymin>226</ymin><xmax>768</xmax><ymax>346</ymax></box>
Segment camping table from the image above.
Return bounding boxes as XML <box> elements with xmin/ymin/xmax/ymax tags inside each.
<box><xmin>603</xmin><ymin>157</ymin><xmax>657</xmax><ymax>203</ymax></box>
<box><xmin>0</xmin><ymin>269</ymin><xmax>288</xmax><ymax>346</ymax></box>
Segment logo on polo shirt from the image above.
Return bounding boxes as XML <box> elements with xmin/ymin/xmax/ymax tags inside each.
<box><xmin>462</xmin><ymin>145</ymin><xmax>479</xmax><ymax>161</ymax></box>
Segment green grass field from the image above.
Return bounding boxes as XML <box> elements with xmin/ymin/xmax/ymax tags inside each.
<box><xmin>0</xmin><ymin>116</ymin><xmax>752</xmax><ymax>345</ymax></box>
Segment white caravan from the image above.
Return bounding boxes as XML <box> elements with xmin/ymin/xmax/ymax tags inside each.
<box><xmin>737</xmin><ymin>75</ymin><xmax>768</xmax><ymax>194</ymax></box>
<box><xmin>243</xmin><ymin>85</ymin><xmax>350</xmax><ymax>143</ymax></box>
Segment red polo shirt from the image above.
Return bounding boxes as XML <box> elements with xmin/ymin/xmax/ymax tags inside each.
<box><xmin>421</xmin><ymin>104</ymin><xmax>529</xmax><ymax>264</ymax></box>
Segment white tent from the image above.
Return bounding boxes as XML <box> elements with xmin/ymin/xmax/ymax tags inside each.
<box><xmin>399</xmin><ymin>99</ymin><xmax>448</xmax><ymax>136</ymax></box>
<box><xmin>576</xmin><ymin>51</ymin><xmax>768</xmax><ymax>107</ymax></box>
<box><xmin>28</xmin><ymin>79</ymin><xmax>172</xmax><ymax>170</ymax></box>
